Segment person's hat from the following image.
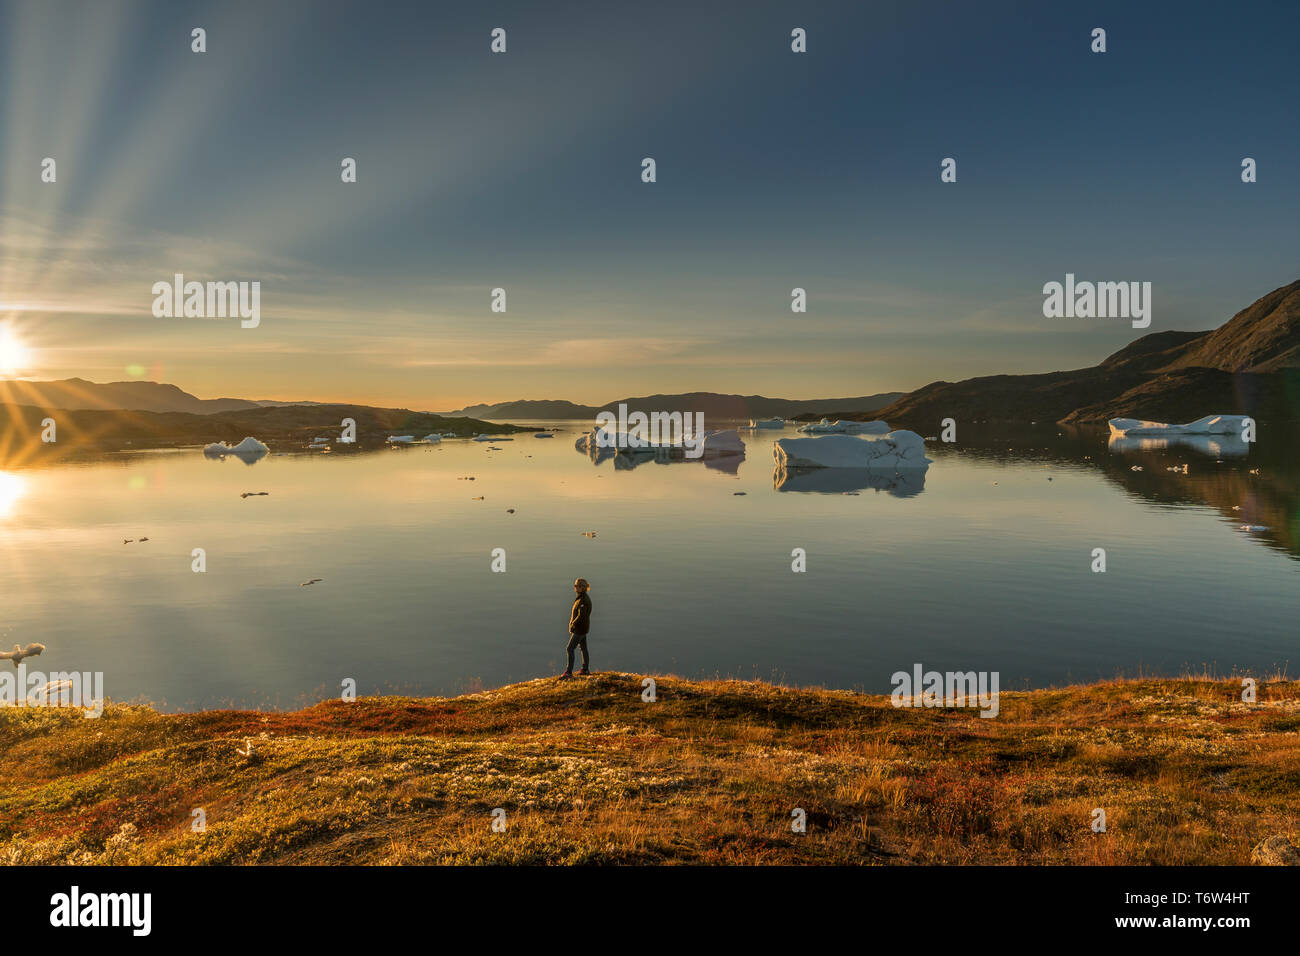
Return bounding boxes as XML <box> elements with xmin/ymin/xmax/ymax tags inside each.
<box><xmin>574</xmin><ymin>578</ymin><xmax>590</xmax><ymax>589</ymax></box>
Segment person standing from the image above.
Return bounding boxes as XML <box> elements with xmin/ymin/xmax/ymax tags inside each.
<box><xmin>560</xmin><ymin>578</ymin><xmax>592</xmax><ymax>678</ymax></box>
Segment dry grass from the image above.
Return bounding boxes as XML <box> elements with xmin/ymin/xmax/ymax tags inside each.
<box><xmin>1</xmin><ymin>673</ymin><xmax>1298</xmax><ymax>865</ymax></box>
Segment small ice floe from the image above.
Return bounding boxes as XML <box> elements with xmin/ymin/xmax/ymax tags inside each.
<box><xmin>300</xmin><ymin>578</ymin><xmax>322</xmax><ymax>587</ymax></box>
<box><xmin>773</xmin><ymin>430</ymin><xmax>930</xmax><ymax>470</ymax></box>
<box><xmin>747</xmin><ymin>418</ymin><xmax>784</xmax><ymax>429</ymax></box>
<box><xmin>204</xmin><ymin>436</ymin><xmax>270</xmax><ymax>463</ymax></box>
<box><xmin>1108</xmin><ymin>415</ymin><xmax>1251</xmax><ymax>437</ymax></box>
<box><xmin>240</xmin><ymin>491</ymin><xmax>269</xmax><ymax>498</ymax></box>
<box><xmin>796</xmin><ymin>419</ymin><xmax>890</xmax><ymax>435</ymax></box>
<box><xmin>308</xmin><ymin>441</ymin><xmax>330</xmax><ymax>450</ymax></box>
<box><xmin>1240</xmin><ymin>525</ymin><xmax>1270</xmax><ymax>533</ymax></box>
<box><xmin>473</xmin><ymin>435</ymin><xmax>514</xmax><ymax>442</ymax></box>
<box><xmin>421</xmin><ymin>434</ymin><xmax>442</xmax><ymax>444</ymax></box>
<box><xmin>0</xmin><ymin>642</ymin><xmax>44</xmax><ymax>666</ymax></box>
<box><xmin>387</xmin><ymin>435</ymin><xmax>415</xmax><ymax>444</ymax></box>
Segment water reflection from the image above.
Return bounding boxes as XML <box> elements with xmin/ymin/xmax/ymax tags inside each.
<box><xmin>0</xmin><ymin>471</ymin><xmax>25</xmax><ymax>517</ymax></box>
<box><xmin>202</xmin><ymin>445</ymin><xmax>269</xmax><ymax>465</ymax></box>
<box><xmin>945</xmin><ymin>424</ymin><xmax>1300</xmax><ymax>559</ymax></box>
<box><xmin>772</xmin><ymin>465</ymin><xmax>927</xmax><ymax>496</ymax></box>
<box><xmin>1107</xmin><ymin>433</ymin><xmax>1250</xmax><ymax>457</ymax></box>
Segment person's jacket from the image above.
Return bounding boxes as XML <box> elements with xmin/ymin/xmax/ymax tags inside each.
<box><xmin>569</xmin><ymin>592</ymin><xmax>592</xmax><ymax>635</ymax></box>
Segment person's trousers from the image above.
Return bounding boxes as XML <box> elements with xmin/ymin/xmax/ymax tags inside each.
<box><xmin>566</xmin><ymin>632</ymin><xmax>589</xmax><ymax>671</ymax></box>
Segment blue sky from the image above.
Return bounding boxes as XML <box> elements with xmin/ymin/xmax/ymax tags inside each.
<box><xmin>0</xmin><ymin>0</ymin><xmax>1296</xmax><ymax>408</ymax></box>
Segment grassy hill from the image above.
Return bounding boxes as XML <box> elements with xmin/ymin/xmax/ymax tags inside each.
<box><xmin>2</xmin><ymin>673</ymin><xmax>1297</xmax><ymax>865</ymax></box>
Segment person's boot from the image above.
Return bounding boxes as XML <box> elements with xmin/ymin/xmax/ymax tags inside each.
<box><xmin>558</xmin><ymin>670</ymin><xmax>573</xmax><ymax>680</ymax></box>
<box><xmin>577</xmin><ymin>669</ymin><xmax>590</xmax><ymax>676</ymax></box>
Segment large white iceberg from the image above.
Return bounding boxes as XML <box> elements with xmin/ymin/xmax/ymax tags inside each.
<box><xmin>773</xmin><ymin>430</ymin><xmax>930</xmax><ymax>470</ymax></box>
<box><xmin>1108</xmin><ymin>415</ymin><xmax>1251</xmax><ymax>437</ymax></box>
<box><xmin>796</xmin><ymin>419</ymin><xmax>891</xmax><ymax>435</ymax></box>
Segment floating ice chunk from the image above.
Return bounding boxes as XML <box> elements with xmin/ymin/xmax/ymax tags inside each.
<box><xmin>204</xmin><ymin>437</ymin><xmax>269</xmax><ymax>463</ymax></box>
<box><xmin>772</xmin><ymin>430</ymin><xmax>930</xmax><ymax>470</ymax></box>
<box><xmin>387</xmin><ymin>435</ymin><xmax>415</xmax><ymax>444</ymax></box>
<box><xmin>421</xmin><ymin>434</ymin><xmax>442</xmax><ymax>443</ymax></box>
<box><xmin>1108</xmin><ymin>415</ymin><xmax>1251</xmax><ymax>437</ymax></box>
<box><xmin>748</xmin><ymin>418</ymin><xmax>785</xmax><ymax>429</ymax></box>
<box><xmin>796</xmin><ymin>419</ymin><xmax>891</xmax><ymax>435</ymax></box>
<box><xmin>473</xmin><ymin>435</ymin><xmax>513</xmax><ymax>442</ymax></box>
<box><xmin>698</xmin><ymin>429</ymin><xmax>745</xmax><ymax>455</ymax></box>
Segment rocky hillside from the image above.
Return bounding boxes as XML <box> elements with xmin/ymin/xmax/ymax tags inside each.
<box><xmin>877</xmin><ymin>279</ymin><xmax>1300</xmax><ymax>428</ymax></box>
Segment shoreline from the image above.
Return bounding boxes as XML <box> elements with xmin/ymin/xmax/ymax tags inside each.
<box><xmin>3</xmin><ymin>673</ymin><xmax>1297</xmax><ymax>865</ymax></box>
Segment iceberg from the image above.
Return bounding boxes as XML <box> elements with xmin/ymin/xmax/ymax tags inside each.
<box><xmin>387</xmin><ymin>435</ymin><xmax>415</xmax><ymax>444</ymax></box>
<box><xmin>772</xmin><ymin>430</ymin><xmax>931</xmax><ymax>470</ymax></box>
<box><xmin>698</xmin><ymin>429</ymin><xmax>745</xmax><ymax>456</ymax></box>
<box><xmin>796</xmin><ymin>419</ymin><xmax>891</xmax><ymax>435</ymax></box>
<box><xmin>473</xmin><ymin>435</ymin><xmax>513</xmax><ymax>442</ymax></box>
<box><xmin>203</xmin><ymin>437</ymin><xmax>270</xmax><ymax>464</ymax></box>
<box><xmin>421</xmin><ymin>434</ymin><xmax>442</xmax><ymax>443</ymax></box>
<box><xmin>748</xmin><ymin>418</ymin><xmax>785</xmax><ymax>429</ymax></box>
<box><xmin>1108</xmin><ymin>415</ymin><xmax>1251</xmax><ymax>437</ymax></box>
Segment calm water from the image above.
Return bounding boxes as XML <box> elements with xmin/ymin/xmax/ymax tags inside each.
<box><xmin>0</xmin><ymin>422</ymin><xmax>1295</xmax><ymax>710</ymax></box>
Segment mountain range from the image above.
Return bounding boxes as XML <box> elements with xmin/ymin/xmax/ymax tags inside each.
<box><xmin>4</xmin><ymin>278</ymin><xmax>1298</xmax><ymax>432</ymax></box>
<box><xmin>445</xmin><ymin>392</ymin><xmax>906</xmax><ymax>421</ymax></box>
<box><xmin>875</xmin><ymin>278</ymin><xmax>1300</xmax><ymax>428</ymax></box>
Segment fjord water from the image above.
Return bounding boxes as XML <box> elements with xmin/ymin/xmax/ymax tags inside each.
<box><xmin>0</xmin><ymin>424</ymin><xmax>1294</xmax><ymax>711</ymax></box>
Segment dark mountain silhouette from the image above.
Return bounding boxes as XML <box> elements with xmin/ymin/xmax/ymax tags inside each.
<box><xmin>0</xmin><ymin>378</ymin><xmax>260</xmax><ymax>414</ymax></box>
<box><xmin>0</xmin><ymin>401</ymin><xmax>523</xmax><ymax>465</ymax></box>
<box><xmin>876</xmin><ymin>279</ymin><xmax>1300</xmax><ymax>429</ymax></box>
<box><xmin>450</xmin><ymin>391</ymin><xmax>904</xmax><ymax>420</ymax></box>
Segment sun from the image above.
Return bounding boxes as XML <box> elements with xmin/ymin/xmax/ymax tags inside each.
<box><xmin>0</xmin><ymin>472</ymin><xmax>25</xmax><ymax>519</ymax></box>
<box><xmin>0</xmin><ymin>327</ymin><xmax>33</xmax><ymax>374</ymax></box>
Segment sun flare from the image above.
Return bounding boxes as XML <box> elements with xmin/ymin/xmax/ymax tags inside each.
<box><xmin>0</xmin><ymin>327</ymin><xmax>33</xmax><ymax>375</ymax></box>
<box><xmin>0</xmin><ymin>471</ymin><xmax>25</xmax><ymax>519</ymax></box>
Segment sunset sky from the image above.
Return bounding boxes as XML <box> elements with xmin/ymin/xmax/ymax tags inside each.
<box><xmin>0</xmin><ymin>0</ymin><xmax>1296</xmax><ymax>410</ymax></box>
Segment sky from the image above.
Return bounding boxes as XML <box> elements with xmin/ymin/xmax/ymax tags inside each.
<box><xmin>0</xmin><ymin>0</ymin><xmax>1296</xmax><ymax>410</ymax></box>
